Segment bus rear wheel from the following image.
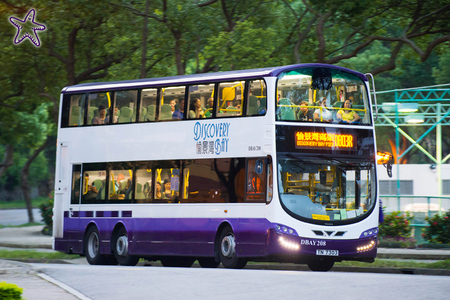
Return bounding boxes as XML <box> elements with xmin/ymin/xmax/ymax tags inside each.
<box><xmin>113</xmin><ymin>227</ymin><xmax>140</xmax><ymax>266</ymax></box>
<box><xmin>307</xmin><ymin>259</ymin><xmax>334</xmax><ymax>272</ymax></box>
<box><xmin>160</xmin><ymin>257</ymin><xmax>195</xmax><ymax>267</ymax></box>
<box><xmin>218</xmin><ymin>226</ymin><xmax>247</xmax><ymax>269</ymax></box>
<box><xmin>85</xmin><ymin>226</ymin><xmax>117</xmax><ymax>265</ymax></box>
<box><xmin>198</xmin><ymin>257</ymin><xmax>220</xmax><ymax>268</ymax></box>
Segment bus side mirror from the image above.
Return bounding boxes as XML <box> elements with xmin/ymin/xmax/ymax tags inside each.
<box><xmin>377</xmin><ymin>151</ymin><xmax>393</xmax><ymax>178</ymax></box>
<box><xmin>386</xmin><ymin>161</ymin><xmax>392</xmax><ymax>178</ymax></box>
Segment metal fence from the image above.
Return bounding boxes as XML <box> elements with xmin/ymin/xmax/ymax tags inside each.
<box><xmin>380</xmin><ymin>195</ymin><xmax>450</xmax><ymax>243</ymax></box>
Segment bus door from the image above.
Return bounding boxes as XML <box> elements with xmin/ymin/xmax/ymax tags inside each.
<box><xmin>67</xmin><ymin>164</ymin><xmax>81</xmax><ymax>240</ymax></box>
<box><xmin>239</xmin><ymin>158</ymin><xmax>268</xmax><ymax>256</ymax></box>
<box><xmin>54</xmin><ymin>142</ymin><xmax>70</xmax><ymax>239</ymax></box>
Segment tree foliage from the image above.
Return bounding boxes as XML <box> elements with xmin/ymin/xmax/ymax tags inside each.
<box><xmin>0</xmin><ymin>0</ymin><xmax>449</xmax><ymax>212</ymax></box>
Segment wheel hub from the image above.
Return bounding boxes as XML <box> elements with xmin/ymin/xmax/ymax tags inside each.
<box><xmin>221</xmin><ymin>235</ymin><xmax>236</xmax><ymax>258</ymax></box>
<box><xmin>88</xmin><ymin>232</ymin><xmax>99</xmax><ymax>258</ymax></box>
<box><xmin>116</xmin><ymin>235</ymin><xmax>128</xmax><ymax>257</ymax></box>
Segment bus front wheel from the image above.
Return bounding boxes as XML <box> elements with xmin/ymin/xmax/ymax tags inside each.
<box><xmin>307</xmin><ymin>259</ymin><xmax>334</xmax><ymax>272</ymax></box>
<box><xmin>113</xmin><ymin>227</ymin><xmax>140</xmax><ymax>266</ymax></box>
<box><xmin>85</xmin><ymin>226</ymin><xmax>117</xmax><ymax>265</ymax></box>
<box><xmin>218</xmin><ymin>226</ymin><xmax>247</xmax><ymax>269</ymax></box>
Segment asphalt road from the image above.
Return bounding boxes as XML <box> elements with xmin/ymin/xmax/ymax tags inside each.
<box><xmin>32</xmin><ymin>263</ymin><xmax>450</xmax><ymax>300</ymax></box>
<box><xmin>0</xmin><ymin>208</ymin><xmax>41</xmax><ymax>226</ymax></box>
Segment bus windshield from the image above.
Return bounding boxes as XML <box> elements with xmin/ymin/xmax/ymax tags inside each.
<box><xmin>276</xmin><ymin>67</ymin><xmax>371</xmax><ymax>125</ymax></box>
<box><xmin>277</xmin><ymin>154</ymin><xmax>376</xmax><ymax>224</ymax></box>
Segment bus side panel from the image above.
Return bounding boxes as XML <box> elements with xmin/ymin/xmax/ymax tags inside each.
<box><xmin>57</xmin><ymin>211</ymin><xmax>274</xmax><ymax>258</ymax></box>
<box><xmin>237</xmin><ymin>218</ymin><xmax>272</xmax><ymax>257</ymax></box>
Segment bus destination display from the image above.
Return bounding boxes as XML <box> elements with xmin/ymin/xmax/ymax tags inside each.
<box><xmin>295</xmin><ymin>131</ymin><xmax>356</xmax><ymax>150</ymax></box>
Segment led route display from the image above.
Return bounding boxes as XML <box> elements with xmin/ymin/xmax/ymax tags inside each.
<box><xmin>295</xmin><ymin>131</ymin><xmax>356</xmax><ymax>150</ymax></box>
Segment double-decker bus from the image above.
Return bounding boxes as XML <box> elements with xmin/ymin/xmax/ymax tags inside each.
<box><xmin>53</xmin><ymin>64</ymin><xmax>380</xmax><ymax>271</ymax></box>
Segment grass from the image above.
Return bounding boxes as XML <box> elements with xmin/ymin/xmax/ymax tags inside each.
<box><xmin>0</xmin><ymin>197</ymin><xmax>48</xmax><ymax>210</ymax></box>
<box><xmin>0</xmin><ymin>249</ymin><xmax>77</xmax><ymax>260</ymax></box>
<box><xmin>0</xmin><ymin>222</ymin><xmax>44</xmax><ymax>229</ymax></box>
<box><xmin>0</xmin><ymin>249</ymin><xmax>449</xmax><ymax>269</ymax></box>
<box><xmin>335</xmin><ymin>259</ymin><xmax>450</xmax><ymax>269</ymax></box>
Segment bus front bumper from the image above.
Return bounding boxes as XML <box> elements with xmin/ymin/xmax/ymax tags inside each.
<box><xmin>265</xmin><ymin>229</ymin><xmax>377</xmax><ymax>263</ymax></box>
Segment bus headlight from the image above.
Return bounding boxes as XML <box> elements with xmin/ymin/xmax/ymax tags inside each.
<box><xmin>359</xmin><ymin>227</ymin><xmax>378</xmax><ymax>238</ymax></box>
<box><xmin>357</xmin><ymin>240</ymin><xmax>376</xmax><ymax>253</ymax></box>
<box><xmin>279</xmin><ymin>236</ymin><xmax>300</xmax><ymax>251</ymax></box>
<box><xmin>274</xmin><ymin>224</ymin><xmax>298</xmax><ymax>236</ymax></box>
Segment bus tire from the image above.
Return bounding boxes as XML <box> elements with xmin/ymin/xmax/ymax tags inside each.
<box><xmin>113</xmin><ymin>227</ymin><xmax>140</xmax><ymax>266</ymax></box>
<box><xmin>307</xmin><ymin>259</ymin><xmax>334</xmax><ymax>272</ymax></box>
<box><xmin>160</xmin><ymin>257</ymin><xmax>195</xmax><ymax>267</ymax></box>
<box><xmin>198</xmin><ymin>257</ymin><xmax>220</xmax><ymax>268</ymax></box>
<box><xmin>218</xmin><ymin>226</ymin><xmax>247</xmax><ymax>269</ymax></box>
<box><xmin>85</xmin><ymin>226</ymin><xmax>116</xmax><ymax>265</ymax></box>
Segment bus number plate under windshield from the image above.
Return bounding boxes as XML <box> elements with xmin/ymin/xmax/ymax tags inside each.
<box><xmin>316</xmin><ymin>250</ymin><xmax>339</xmax><ymax>256</ymax></box>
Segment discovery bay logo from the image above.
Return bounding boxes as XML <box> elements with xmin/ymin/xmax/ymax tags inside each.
<box><xmin>9</xmin><ymin>9</ymin><xmax>46</xmax><ymax>47</ymax></box>
<box><xmin>193</xmin><ymin>122</ymin><xmax>231</xmax><ymax>155</ymax></box>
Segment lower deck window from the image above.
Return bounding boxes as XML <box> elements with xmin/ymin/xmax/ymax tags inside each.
<box><xmin>71</xmin><ymin>157</ymin><xmax>270</xmax><ymax>204</ymax></box>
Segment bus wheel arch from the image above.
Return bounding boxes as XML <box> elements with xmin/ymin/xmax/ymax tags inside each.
<box><xmin>217</xmin><ymin>224</ymin><xmax>247</xmax><ymax>269</ymax></box>
<box><xmin>84</xmin><ymin>224</ymin><xmax>117</xmax><ymax>265</ymax></box>
<box><xmin>112</xmin><ymin>224</ymin><xmax>140</xmax><ymax>266</ymax></box>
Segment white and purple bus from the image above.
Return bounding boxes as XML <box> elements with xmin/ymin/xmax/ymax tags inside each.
<box><xmin>53</xmin><ymin>64</ymin><xmax>380</xmax><ymax>271</ymax></box>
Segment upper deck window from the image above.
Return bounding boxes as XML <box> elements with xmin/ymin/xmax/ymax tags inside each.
<box><xmin>276</xmin><ymin>67</ymin><xmax>371</xmax><ymax>125</ymax></box>
<box><xmin>216</xmin><ymin>81</ymin><xmax>245</xmax><ymax>117</ymax></box>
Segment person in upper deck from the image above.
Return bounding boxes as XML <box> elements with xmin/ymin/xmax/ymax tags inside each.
<box><xmin>314</xmin><ymin>98</ymin><xmax>332</xmax><ymax>122</ymax></box>
<box><xmin>337</xmin><ymin>99</ymin><xmax>360</xmax><ymax>124</ymax></box>
<box><xmin>92</xmin><ymin>105</ymin><xmax>108</xmax><ymax>125</ymax></box>
<box><xmin>172</xmin><ymin>99</ymin><xmax>185</xmax><ymax>119</ymax></box>
<box><xmin>189</xmin><ymin>98</ymin><xmax>205</xmax><ymax>119</ymax></box>
<box><xmin>297</xmin><ymin>101</ymin><xmax>314</xmax><ymax>121</ymax></box>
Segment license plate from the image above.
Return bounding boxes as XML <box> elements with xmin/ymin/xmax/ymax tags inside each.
<box><xmin>316</xmin><ymin>249</ymin><xmax>339</xmax><ymax>256</ymax></box>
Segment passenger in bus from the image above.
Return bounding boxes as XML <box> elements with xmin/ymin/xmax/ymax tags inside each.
<box><xmin>314</xmin><ymin>98</ymin><xmax>332</xmax><ymax>122</ymax></box>
<box><xmin>233</xmin><ymin>100</ymin><xmax>242</xmax><ymax>112</ymax></box>
<box><xmin>337</xmin><ymin>99</ymin><xmax>360</xmax><ymax>124</ymax></box>
<box><xmin>162</xmin><ymin>179</ymin><xmax>172</xmax><ymax>199</ymax></box>
<box><xmin>172</xmin><ymin>99</ymin><xmax>185</xmax><ymax>119</ymax></box>
<box><xmin>205</xmin><ymin>97</ymin><xmax>214</xmax><ymax>118</ymax></box>
<box><xmin>155</xmin><ymin>181</ymin><xmax>162</xmax><ymax>199</ymax></box>
<box><xmin>107</xmin><ymin>107</ymin><xmax>119</xmax><ymax>123</ymax></box>
<box><xmin>297</xmin><ymin>101</ymin><xmax>314</xmax><ymax>121</ymax></box>
<box><xmin>83</xmin><ymin>173</ymin><xmax>98</xmax><ymax>200</ymax></box>
<box><xmin>189</xmin><ymin>98</ymin><xmax>205</xmax><ymax>119</ymax></box>
<box><xmin>169</xmin><ymin>99</ymin><xmax>177</xmax><ymax>116</ymax></box>
<box><xmin>92</xmin><ymin>105</ymin><xmax>107</xmax><ymax>125</ymax></box>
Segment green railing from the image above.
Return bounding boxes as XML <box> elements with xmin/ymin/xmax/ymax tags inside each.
<box><xmin>379</xmin><ymin>195</ymin><xmax>450</xmax><ymax>243</ymax></box>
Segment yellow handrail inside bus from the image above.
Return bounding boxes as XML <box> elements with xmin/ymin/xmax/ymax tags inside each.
<box><xmin>84</xmin><ymin>175</ymin><xmax>88</xmax><ymax>195</ymax></box>
<box><xmin>106</xmin><ymin>92</ymin><xmax>111</xmax><ymax>108</ymax></box>
<box><xmin>156</xmin><ymin>169</ymin><xmax>162</xmax><ymax>184</ymax></box>
<box><xmin>184</xmin><ymin>169</ymin><xmax>189</xmax><ymax>199</ymax></box>
<box><xmin>161</xmin><ymin>88</ymin><xmax>165</xmax><ymax>105</ymax></box>
<box><xmin>110</xmin><ymin>173</ymin><xmax>115</xmax><ymax>196</ymax></box>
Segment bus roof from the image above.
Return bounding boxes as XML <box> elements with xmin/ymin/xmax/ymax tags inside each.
<box><xmin>62</xmin><ymin>63</ymin><xmax>367</xmax><ymax>94</ymax></box>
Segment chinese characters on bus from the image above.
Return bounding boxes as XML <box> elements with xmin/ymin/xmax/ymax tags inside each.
<box><xmin>193</xmin><ymin>122</ymin><xmax>231</xmax><ymax>155</ymax></box>
<box><xmin>295</xmin><ymin>131</ymin><xmax>355</xmax><ymax>149</ymax></box>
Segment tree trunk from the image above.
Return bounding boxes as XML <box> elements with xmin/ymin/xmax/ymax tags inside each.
<box><xmin>20</xmin><ymin>138</ymin><xmax>50</xmax><ymax>223</ymax></box>
<box><xmin>140</xmin><ymin>0</ymin><xmax>150</xmax><ymax>78</ymax></box>
<box><xmin>0</xmin><ymin>144</ymin><xmax>14</xmax><ymax>179</ymax></box>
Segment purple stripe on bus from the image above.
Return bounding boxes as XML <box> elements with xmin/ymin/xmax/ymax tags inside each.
<box><xmin>54</xmin><ymin>213</ymin><xmax>377</xmax><ymax>262</ymax></box>
<box><xmin>79</xmin><ymin>211</ymin><xmax>93</xmax><ymax>218</ymax></box>
<box><xmin>122</xmin><ymin>211</ymin><xmax>132</xmax><ymax>218</ymax></box>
